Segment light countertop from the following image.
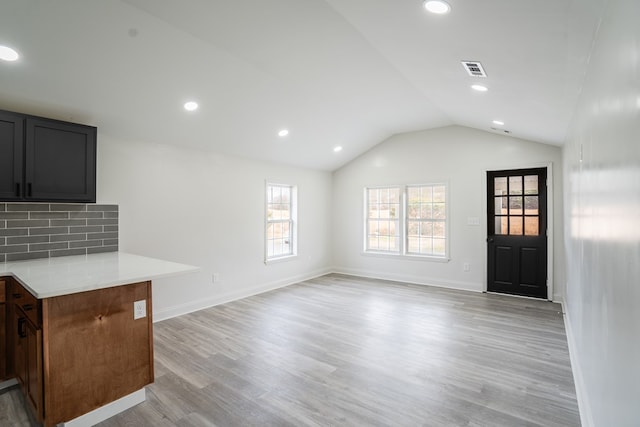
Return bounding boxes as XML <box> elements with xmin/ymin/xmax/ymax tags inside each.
<box><xmin>0</xmin><ymin>252</ymin><xmax>199</xmax><ymax>298</ymax></box>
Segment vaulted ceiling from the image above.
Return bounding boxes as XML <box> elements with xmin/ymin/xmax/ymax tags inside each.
<box><xmin>0</xmin><ymin>0</ymin><xmax>602</xmax><ymax>170</ymax></box>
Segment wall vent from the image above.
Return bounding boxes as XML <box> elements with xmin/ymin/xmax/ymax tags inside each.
<box><xmin>461</xmin><ymin>61</ymin><xmax>487</xmax><ymax>77</ymax></box>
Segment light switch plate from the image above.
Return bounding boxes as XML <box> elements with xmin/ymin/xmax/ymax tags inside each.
<box><xmin>134</xmin><ymin>300</ymin><xmax>146</xmax><ymax>320</ymax></box>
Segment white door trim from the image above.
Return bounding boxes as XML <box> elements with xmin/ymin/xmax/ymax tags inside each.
<box><xmin>481</xmin><ymin>162</ymin><xmax>554</xmax><ymax>300</ymax></box>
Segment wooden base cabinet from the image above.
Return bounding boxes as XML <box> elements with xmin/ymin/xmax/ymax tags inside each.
<box><xmin>5</xmin><ymin>279</ymin><xmax>154</xmax><ymax>427</ymax></box>
<box><xmin>11</xmin><ymin>279</ymin><xmax>44</xmax><ymax>422</ymax></box>
<box><xmin>0</xmin><ymin>278</ymin><xmax>6</xmax><ymax>381</ymax></box>
<box><xmin>14</xmin><ymin>305</ymin><xmax>43</xmax><ymax>419</ymax></box>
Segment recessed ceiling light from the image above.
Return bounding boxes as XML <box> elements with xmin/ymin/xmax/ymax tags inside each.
<box><xmin>333</xmin><ymin>146</ymin><xmax>343</xmax><ymax>153</ymax></box>
<box><xmin>184</xmin><ymin>101</ymin><xmax>198</xmax><ymax>111</ymax></box>
<box><xmin>423</xmin><ymin>0</ymin><xmax>451</xmax><ymax>14</ymax></box>
<box><xmin>471</xmin><ymin>84</ymin><xmax>488</xmax><ymax>92</ymax></box>
<box><xmin>0</xmin><ymin>45</ymin><xmax>19</xmax><ymax>61</ymax></box>
<box><xmin>493</xmin><ymin>120</ymin><xmax>504</xmax><ymax>126</ymax></box>
<box><xmin>278</xmin><ymin>129</ymin><xmax>289</xmax><ymax>137</ymax></box>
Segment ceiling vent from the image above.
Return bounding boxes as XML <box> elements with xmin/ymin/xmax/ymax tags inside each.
<box><xmin>491</xmin><ymin>127</ymin><xmax>511</xmax><ymax>134</ymax></box>
<box><xmin>461</xmin><ymin>61</ymin><xmax>487</xmax><ymax>77</ymax></box>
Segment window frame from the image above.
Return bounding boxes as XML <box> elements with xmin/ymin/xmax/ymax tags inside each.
<box><xmin>265</xmin><ymin>182</ymin><xmax>298</xmax><ymax>263</ymax></box>
<box><xmin>364</xmin><ymin>186</ymin><xmax>402</xmax><ymax>254</ymax></box>
<box><xmin>364</xmin><ymin>183</ymin><xmax>450</xmax><ymax>261</ymax></box>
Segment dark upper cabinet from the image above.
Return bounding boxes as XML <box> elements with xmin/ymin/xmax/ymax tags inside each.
<box><xmin>0</xmin><ymin>110</ymin><xmax>96</xmax><ymax>203</ymax></box>
<box><xmin>0</xmin><ymin>111</ymin><xmax>24</xmax><ymax>200</ymax></box>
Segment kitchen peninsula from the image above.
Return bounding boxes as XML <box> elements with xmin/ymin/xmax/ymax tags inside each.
<box><xmin>0</xmin><ymin>252</ymin><xmax>198</xmax><ymax>427</ymax></box>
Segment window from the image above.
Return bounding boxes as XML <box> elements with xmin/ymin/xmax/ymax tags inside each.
<box><xmin>365</xmin><ymin>184</ymin><xmax>448</xmax><ymax>259</ymax></box>
<box><xmin>266</xmin><ymin>183</ymin><xmax>297</xmax><ymax>261</ymax></box>
<box><xmin>366</xmin><ymin>187</ymin><xmax>401</xmax><ymax>253</ymax></box>
<box><xmin>406</xmin><ymin>184</ymin><xmax>447</xmax><ymax>256</ymax></box>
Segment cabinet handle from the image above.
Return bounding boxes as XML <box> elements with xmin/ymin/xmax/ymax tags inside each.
<box><xmin>18</xmin><ymin>317</ymin><xmax>27</xmax><ymax>338</ymax></box>
<box><xmin>22</xmin><ymin>304</ymin><xmax>34</xmax><ymax>311</ymax></box>
<box><xmin>16</xmin><ymin>182</ymin><xmax>20</xmax><ymax>197</ymax></box>
<box><xmin>27</xmin><ymin>182</ymin><xmax>32</xmax><ymax>197</ymax></box>
<box><xmin>13</xmin><ymin>293</ymin><xmax>23</xmax><ymax>299</ymax></box>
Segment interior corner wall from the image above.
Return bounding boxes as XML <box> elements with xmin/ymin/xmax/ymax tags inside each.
<box><xmin>562</xmin><ymin>0</ymin><xmax>640</xmax><ymax>425</ymax></box>
<box><xmin>331</xmin><ymin>125</ymin><xmax>565</xmax><ymax>300</ymax></box>
<box><xmin>96</xmin><ymin>135</ymin><xmax>333</xmax><ymax>321</ymax></box>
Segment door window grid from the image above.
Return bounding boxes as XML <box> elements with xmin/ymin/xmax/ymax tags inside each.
<box><xmin>266</xmin><ymin>183</ymin><xmax>296</xmax><ymax>260</ymax></box>
<box><xmin>493</xmin><ymin>174</ymin><xmax>540</xmax><ymax>236</ymax></box>
<box><xmin>365</xmin><ymin>184</ymin><xmax>448</xmax><ymax>258</ymax></box>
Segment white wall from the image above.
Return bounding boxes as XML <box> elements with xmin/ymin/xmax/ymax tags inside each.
<box><xmin>332</xmin><ymin>125</ymin><xmax>565</xmax><ymax>300</ymax></box>
<box><xmin>97</xmin><ymin>135</ymin><xmax>333</xmax><ymax>320</ymax></box>
<box><xmin>562</xmin><ymin>0</ymin><xmax>640</xmax><ymax>425</ymax></box>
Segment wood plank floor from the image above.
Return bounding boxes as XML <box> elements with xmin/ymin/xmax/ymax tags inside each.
<box><xmin>0</xmin><ymin>274</ymin><xmax>580</xmax><ymax>426</ymax></box>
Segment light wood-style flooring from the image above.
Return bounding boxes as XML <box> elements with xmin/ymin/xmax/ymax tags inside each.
<box><xmin>1</xmin><ymin>274</ymin><xmax>580</xmax><ymax>426</ymax></box>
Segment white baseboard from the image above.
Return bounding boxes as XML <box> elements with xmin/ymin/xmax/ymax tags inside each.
<box><xmin>560</xmin><ymin>300</ymin><xmax>594</xmax><ymax>427</ymax></box>
<box><xmin>153</xmin><ymin>267</ymin><xmax>333</xmax><ymax>322</ymax></box>
<box><xmin>59</xmin><ymin>388</ymin><xmax>145</xmax><ymax>427</ymax></box>
<box><xmin>332</xmin><ymin>267</ymin><xmax>483</xmax><ymax>293</ymax></box>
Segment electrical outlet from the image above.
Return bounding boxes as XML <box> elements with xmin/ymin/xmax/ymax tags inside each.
<box><xmin>134</xmin><ymin>300</ymin><xmax>146</xmax><ymax>320</ymax></box>
<box><xmin>212</xmin><ymin>273</ymin><xmax>220</xmax><ymax>283</ymax></box>
<box><xmin>463</xmin><ymin>263</ymin><xmax>470</xmax><ymax>272</ymax></box>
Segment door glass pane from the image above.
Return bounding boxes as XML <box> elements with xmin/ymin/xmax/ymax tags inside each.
<box><xmin>524</xmin><ymin>196</ymin><xmax>539</xmax><ymax>215</ymax></box>
<box><xmin>509</xmin><ymin>196</ymin><xmax>523</xmax><ymax>215</ymax></box>
<box><xmin>525</xmin><ymin>217</ymin><xmax>539</xmax><ymax>236</ymax></box>
<box><xmin>495</xmin><ymin>217</ymin><xmax>508</xmax><ymax>235</ymax></box>
<box><xmin>525</xmin><ymin>175</ymin><xmax>538</xmax><ymax>194</ymax></box>
<box><xmin>509</xmin><ymin>176</ymin><xmax>522</xmax><ymax>195</ymax></box>
<box><xmin>509</xmin><ymin>216</ymin><xmax>523</xmax><ymax>235</ymax></box>
<box><xmin>494</xmin><ymin>177</ymin><xmax>507</xmax><ymax>195</ymax></box>
<box><xmin>495</xmin><ymin>197</ymin><xmax>507</xmax><ymax>214</ymax></box>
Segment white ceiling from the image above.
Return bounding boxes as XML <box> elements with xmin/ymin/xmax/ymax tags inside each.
<box><xmin>0</xmin><ymin>0</ymin><xmax>601</xmax><ymax>171</ymax></box>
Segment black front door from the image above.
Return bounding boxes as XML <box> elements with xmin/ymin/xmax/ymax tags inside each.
<box><xmin>487</xmin><ymin>168</ymin><xmax>547</xmax><ymax>299</ymax></box>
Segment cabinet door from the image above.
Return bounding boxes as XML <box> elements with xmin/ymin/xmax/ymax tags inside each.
<box><xmin>0</xmin><ymin>111</ymin><xmax>24</xmax><ymax>200</ymax></box>
<box><xmin>0</xmin><ymin>278</ymin><xmax>5</xmax><ymax>379</ymax></box>
<box><xmin>0</xmin><ymin>303</ymin><xmax>5</xmax><ymax>380</ymax></box>
<box><xmin>25</xmin><ymin>320</ymin><xmax>43</xmax><ymax>420</ymax></box>
<box><xmin>25</xmin><ymin>118</ymin><xmax>96</xmax><ymax>202</ymax></box>
<box><xmin>14</xmin><ymin>311</ymin><xmax>27</xmax><ymax>388</ymax></box>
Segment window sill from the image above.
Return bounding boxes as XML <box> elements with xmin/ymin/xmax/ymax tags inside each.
<box><xmin>361</xmin><ymin>251</ymin><xmax>450</xmax><ymax>263</ymax></box>
<box><xmin>265</xmin><ymin>254</ymin><xmax>298</xmax><ymax>265</ymax></box>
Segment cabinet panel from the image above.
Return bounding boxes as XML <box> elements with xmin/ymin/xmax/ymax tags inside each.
<box><xmin>0</xmin><ymin>303</ymin><xmax>5</xmax><ymax>380</ymax></box>
<box><xmin>25</xmin><ymin>118</ymin><xmax>96</xmax><ymax>202</ymax></box>
<box><xmin>14</xmin><ymin>309</ymin><xmax>27</xmax><ymax>388</ymax></box>
<box><xmin>43</xmin><ymin>281</ymin><xmax>153</xmax><ymax>425</ymax></box>
<box><xmin>26</xmin><ymin>320</ymin><xmax>43</xmax><ymax>419</ymax></box>
<box><xmin>0</xmin><ymin>111</ymin><xmax>24</xmax><ymax>200</ymax></box>
<box><xmin>14</xmin><ymin>305</ymin><xmax>43</xmax><ymax>422</ymax></box>
<box><xmin>11</xmin><ymin>282</ymin><xmax>40</xmax><ymax>327</ymax></box>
